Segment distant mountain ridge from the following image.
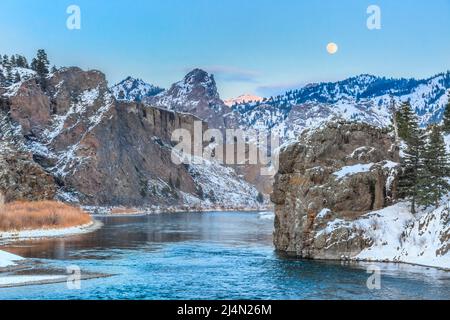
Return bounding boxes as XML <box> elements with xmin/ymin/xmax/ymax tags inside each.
<box><xmin>113</xmin><ymin>71</ymin><xmax>450</xmax><ymax>141</ymax></box>
<box><xmin>224</xmin><ymin>94</ymin><xmax>264</xmax><ymax>107</ymax></box>
<box><xmin>230</xmin><ymin>72</ymin><xmax>450</xmax><ymax>141</ymax></box>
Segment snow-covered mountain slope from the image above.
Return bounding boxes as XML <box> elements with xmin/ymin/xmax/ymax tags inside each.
<box><xmin>231</xmin><ymin>72</ymin><xmax>450</xmax><ymax>141</ymax></box>
<box><xmin>111</xmin><ymin>76</ymin><xmax>163</xmax><ymax>102</ymax></box>
<box><xmin>224</xmin><ymin>94</ymin><xmax>264</xmax><ymax>107</ymax></box>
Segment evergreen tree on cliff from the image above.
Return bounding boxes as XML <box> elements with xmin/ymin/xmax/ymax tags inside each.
<box><xmin>398</xmin><ymin>102</ymin><xmax>424</xmax><ymax>214</ymax></box>
<box><xmin>2</xmin><ymin>55</ymin><xmax>9</xmax><ymax>67</ymax></box>
<box><xmin>390</xmin><ymin>97</ymin><xmax>400</xmax><ymax>142</ymax></box>
<box><xmin>417</xmin><ymin>125</ymin><xmax>450</xmax><ymax>208</ymax></box>
<box><xmin>31</xmin><ymin>49</ymin><xmax>50</xmax><ymax>89</ymax></box>
<box><xmin>5</xmin><ymin>63</ymin><xmax>13</xmax><ymax>86</ymax></box>
<box><xmin>15</xmin><ymin>55</ymin><xmax>29</xmax><ymax>68</ymax></box>
<box><xmin>14</xmin><ymin>71</ymin><xmax>21</xmax><ymax>83</ymax></box>
<box><xmin>396</xmin><ymin>101</ymin><xmax>417</xmax><ymax>140</ymax></box>
<box><xmin>442</xmin><ymin>92</ymin><xmax>450</xmax><ymax>134</ymax></box>
<box><xmin>0</xmin><ymin>71</ymin><xmax>6</xmax><ymax>87</ymax></box>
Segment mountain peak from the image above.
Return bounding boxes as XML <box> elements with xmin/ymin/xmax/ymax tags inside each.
<box><xmin>111</xmin><ymin>77</ymin><xmax>163</xmax><ymax>102</ymax></box>
<box><xmin>182</xmin><ymin>68</ymin><xmax>216</xmax><ymax>89</ymax></box>
<box><xmin>145</xmin><ymin>68</ymin><xmax>229</xmax><ymax>129</ymax></box>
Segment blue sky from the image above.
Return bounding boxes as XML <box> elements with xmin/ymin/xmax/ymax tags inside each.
<box><xmin>1</xmin><ymin>0</ymin><xmax>450</xmax><ymax>98</ymax></box>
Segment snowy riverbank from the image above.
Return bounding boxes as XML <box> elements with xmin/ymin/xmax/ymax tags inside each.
<box><xmin>317</xmin><ymin>202</ymin><xmax>449</xmax><ymax>270</ymax></box>
<box><xmin>83</xmin><ymin>205</ymin><xmax>272</xmax><ymax>215</ymax></box>
<box><xmin>0</xmin><ymin>250</ymin><xmax>24</xmax><ymax>268</ymax></box>
<box><xmin>0</xmin><ymin>220</ymin><xmax>102</xmax><ymax>244</ymax></box>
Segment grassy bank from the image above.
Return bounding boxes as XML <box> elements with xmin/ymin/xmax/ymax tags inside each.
<box><xmin>0</xmin><ymin>197</ymin><xmax>92</xmax><ymax>232</ymax></box>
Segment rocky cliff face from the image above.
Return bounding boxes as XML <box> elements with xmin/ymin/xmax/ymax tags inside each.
<box><xmin>272</xmin><ymin>122</ymin><xmax>400</xmax><ymax>259</ymax></box>
<box><xmin>0</xmin><ymin>107</ymin><xmax>56</xmax><ymax>202</ymax></box>
<box><xmin>0</xmin><ymin>67</ymin><xmax>262</xmax><ymax>209</ymax></box>
<box><xmin>0</xmin><ymin>151</ymin><xmax>56</xmax><ymax>202</ymax></box>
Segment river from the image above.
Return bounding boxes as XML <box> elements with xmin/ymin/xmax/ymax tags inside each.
<box><xmin>0</xmin><ymin>211</ymin><xmax>449</xmax><ymax>299</ymax></box>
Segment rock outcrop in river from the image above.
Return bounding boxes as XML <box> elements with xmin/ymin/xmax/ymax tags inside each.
<box><xmin>272</xmin><ymin>122</ymin><xmax>400</xmax><ymax>259</ymax></box>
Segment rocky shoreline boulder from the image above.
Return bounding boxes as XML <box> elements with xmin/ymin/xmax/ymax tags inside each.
<box><xmin>271</xmin><ymin>122</ymin><xmax>400</xmax><ymax>259</ymax></box>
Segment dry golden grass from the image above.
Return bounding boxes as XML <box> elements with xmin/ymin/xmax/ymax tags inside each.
<box><xmin>0</xmin><ymin>200</ymin><xmax>92</xmax><ymax>232</ymax></box>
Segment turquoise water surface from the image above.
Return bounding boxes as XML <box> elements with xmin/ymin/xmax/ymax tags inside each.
<box><xmin>0</xmin><ymin>212</ymin><xmax>449</xmax><ymax>300</ymax></box>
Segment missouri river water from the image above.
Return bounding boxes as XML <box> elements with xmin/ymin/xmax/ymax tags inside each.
<box><xmin>0</xmin><ymin>211</ymin><xmax>449</xmax><ymax>300</ymax></box>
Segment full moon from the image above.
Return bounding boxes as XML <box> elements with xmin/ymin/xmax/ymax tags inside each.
<box><xmin>326</xmin><ymin>42</ymin><xmax>338</xmax><ymax>55</ymax></box>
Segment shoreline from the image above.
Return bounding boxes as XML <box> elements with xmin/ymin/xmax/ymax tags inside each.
<box><xmin>85</xmin><ymin>205</ymin><xmax>273</xmax><ymax>216</ymax></box>
<box><xmin>0</xmin><ymin>273</ymin><xmax>112</xmax><ymax>289</ymax></box>
<box><xmin>0</xmin><ymin>219</ymin><xmax>103</xmax><ymax>244</ymax></box>
<box><xmin>278</xmin><ymin>251</ymin><xmax>450</xmax><ymax>272</ymax></box>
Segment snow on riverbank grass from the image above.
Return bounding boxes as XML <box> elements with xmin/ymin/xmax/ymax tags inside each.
<box><xmin>0</xmin><ymin>275</ymin><xmax>66</xmax><ymax>287</ymax></box>
<box><xmin>0</xmin><ymin>250</ymin><xmax>24</xmax><ymax>268</ymax></box>
<box><xmin>0</xmin><ymin>220</ymin><xmax>102</xmax><ymax>243</ymax></box>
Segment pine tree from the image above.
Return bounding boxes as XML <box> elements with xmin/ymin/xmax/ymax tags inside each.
<box><xmin>0</xmin><ymin>71</ymin><xmax>6</xmax><ymax>87</ymax></box>
<box><xmin>398</xmin><ymin>102</ymin><xmax>424</xmax><ymax>214</ymax></box>
<box><xmin>14</xmin><ymin>71</ymin><xmax>21</xmax><ymax>83</ymax></box>
<box><xmin>10</xmin><ymin>55</ymin><xmax>16</xmax><ymax>67</ymax></box>
<box><xmin>5</xmin><ymin>63</ymin><xmax>13</xmax><ymax>86</ymax></box>
<box><xmin>256</xmin><ymin>192</ymin><xmax>264</xmax><ymax>204</ymax></box>
<box><xmin>443</xmin><ymin>92</ymin><xmax>450</xmax><ymax>134</ymax></box>
<box><xmin>397</xmin><ymin>101</ymin><xmax>416</xmax><ymax>140</ymax></box>
<box><xmin>15</xmin><ymin>55</ymin><xmax>28</xmax><ymax>68</ymax></box>
<box><xmin>31</xmin><ymin>49</ymin><xmax>50</xmax><ymax>89</ymax></box>
<box><xmin>31</xmin><ymin>49</ymin><xmax>49</xmax><ymax>75</ymax></box>
<box><xmin>2</xmin><ymin>55</ymin><xmax>9</xmax><ymax>66</ymax></box>
<box><xmin>417</xmin><ymin>125</ymin><xmax>450</xmax><ymax>208</ymax></box>
<box><xmin>390</xmin><ymin>97</ymin><xmax>400</xmax><ymax>142</ymax></box>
